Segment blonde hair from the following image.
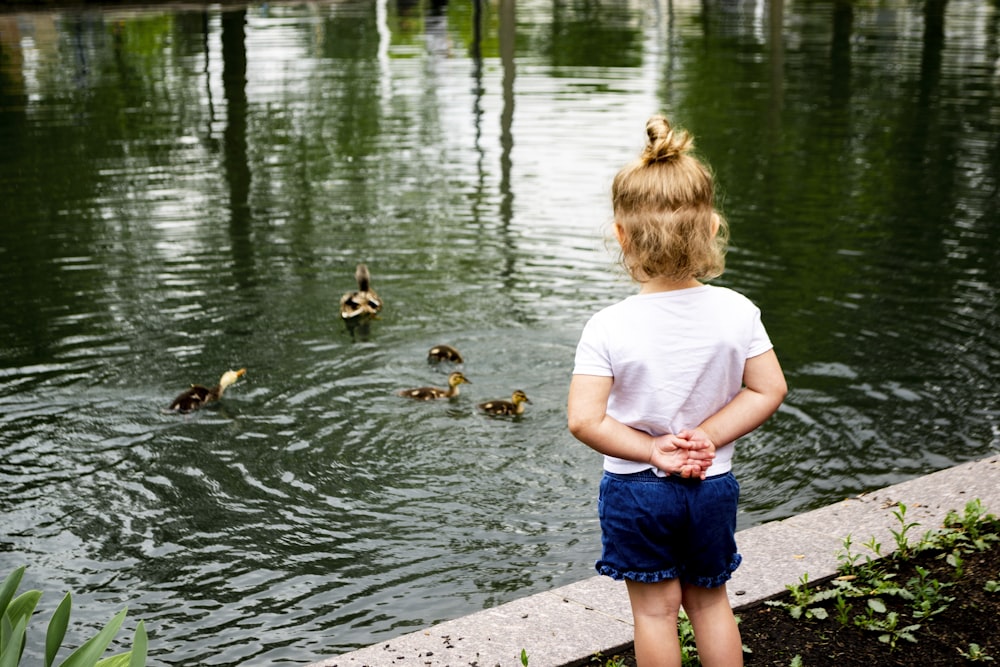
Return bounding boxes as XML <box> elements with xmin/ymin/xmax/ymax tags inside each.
<box><xmin>611</xmin><ymin>115</ymin><xmax>729</xmax><ymax>283</ymax></box>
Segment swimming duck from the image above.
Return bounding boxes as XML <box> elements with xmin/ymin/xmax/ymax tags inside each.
<box><xmin>167</xmin><ymin>368</ymin><xmax>246</xmax><ymax>413</ymax></box>
<box><xmin>427</xmin><ymin>344</ymin><xmax>464</xmax><ymax>364</ymax></box>
<box><xmin>398</xmin><ymin>372</ymin><xmax>470</xmax><ymax>400</ymax></box>
<box><xmin>340</xmin><ymin>263</ymin><xmax>382</xmax><ymax>320</ymax></box>
<box><xmin>478</xmin><ymin>390</ymin><xmax>531</xmax><ymax>416</ymax></box>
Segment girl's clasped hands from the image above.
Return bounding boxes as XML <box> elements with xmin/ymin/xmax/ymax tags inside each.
<box><xmin>650</xmin><ymin>428</ymin><xmax>716</xmax><ymax>479</ymax></box>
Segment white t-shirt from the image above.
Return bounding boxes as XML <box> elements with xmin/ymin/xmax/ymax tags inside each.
<box><xmin>573</xmin><ymin>284</ymin><xmax>773</xmax><ymax>477</ymax></box>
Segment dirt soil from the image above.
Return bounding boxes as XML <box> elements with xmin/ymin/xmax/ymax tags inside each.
<box><xmin>596</xmin><ymin>539</ymin><xmax>1000</xmax><ymax>666</ymax></box>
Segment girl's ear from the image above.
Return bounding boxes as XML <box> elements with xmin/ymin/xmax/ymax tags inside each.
<box><xmin>613</xmin><ymin>222</ymin><xmax>625</xmax><ymax>246</ymax></box>
<box><xmin>711</xmin><ymin>212</ymin><xmax>721</xmax><ymax>237</ymax></box>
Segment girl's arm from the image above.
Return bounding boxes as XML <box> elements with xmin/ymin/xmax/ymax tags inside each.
<box><xmin>567</xmin><ymin>374</ymin><xmax>713</xmax><ymax>477</ymax></box>
<box><xmin>690</xmin><ymin>349</ymin><xmax>787</xmax><ymax>448</ymax></box>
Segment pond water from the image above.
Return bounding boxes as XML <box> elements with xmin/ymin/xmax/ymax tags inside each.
<box><xmin>0</xmin><ymin>0</ymin><xmax>997</xmax><ymax>664</ymax></box>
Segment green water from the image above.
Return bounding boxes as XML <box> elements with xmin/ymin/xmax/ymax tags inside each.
<box><xmin>0</xmin><ymin>0</ymin><xmax>997</xmax><ymax>664</ymax></box>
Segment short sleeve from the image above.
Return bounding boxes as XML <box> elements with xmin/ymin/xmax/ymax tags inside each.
<box><xmin>746</xmin><ymin>308</ymin><xmax>774</xmax><ymax>359</ymax></box>
<box><xmin>573</xmin><ymin>315</ymin><xmax>614</xmax><ymax>377</ymax></box>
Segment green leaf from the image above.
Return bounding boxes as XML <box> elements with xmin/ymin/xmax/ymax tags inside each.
<box><xmin>95</xmin><ymin>620</ymin><xmax>148</xmax><ymax>667</ymax></box>
<box><xmin>59</xmin><ymin>608</ymin><xmax>127</xmax><ymax>667</ymax></box>
<box><xmin>5</xmin><ymin>590</ymin><xmax>42</xmax><ymax>628</ymax></box>
<box><xmin>867</xmin><ymin>598</ymin><xmax>887</xmax><ymax>614</ymax></box>
<box><xmin>0</xmin><ymin>615</ymin><xmax>29</xmax><ymax>667</ymax></box>
<box><xmin>0</xmin><ymin>615</ymin><xmax>11</xmax><ymax>658</ymax></box>
<box><xmin>128</xmin><ymin>621</ymin><xmax>147</xmax><ymax>667</ymax></box>
<box><xmin>46</xmin><ymin>593</ymin><xmax>73</xmax><ymax>667</ymax></box>
<box><xmin>0</xmin><ymin>568</ymin><xmax>25</xmax><ymax>619</ymax></box>
<box><xmin>809</xmin><ymin>607</ymin><xmax>829</xmax><ymax>620</ymax></box>
<box><xmin>95</xmin><ymin>652</ymin><xmax>132</xmax><ymax>667</ymax></box>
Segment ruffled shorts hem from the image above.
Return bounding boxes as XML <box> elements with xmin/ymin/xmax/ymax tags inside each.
<box><xmin>596</xmin><ymin>564</ymin><xmax>679</xmax><ymax>583</ymax></box>
<box><xmin>596</xmin><ymin>553</ymin><xmax>742</xmax><ymax>588</ymax></box>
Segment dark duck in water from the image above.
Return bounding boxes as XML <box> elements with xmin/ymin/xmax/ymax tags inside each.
<box><xmin>478</xmin><ymin>390</ymin><xmax>531</xmax><ymax>416</ymax></box>
<box><xmin>340</xmin><ymin>263</ymin><xmax>383</xmax><ymax>320</ymax></box>
<box><xmin>398</xmin><ymin>371</ymin><xmax>471</xmax><ymax>400</ymax></box>
<box><xmin>427</xmin><ymin>344</ymin><xmax>463</xmax><ymax>364</ymax></box>
<box><xmin>167</xmin><ymin>368</ymin><xmax>246</xmax><ymax>413</ymax></box>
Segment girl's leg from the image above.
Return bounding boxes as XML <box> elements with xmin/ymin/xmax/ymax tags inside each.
<box><xmin>680</xmin><ymin>583</ymin><xmax>743</xmax><ymax>667</ymax></box>
<box><xmin>625</xmin><ymin>578</ymin><xmax>683</xmax><ymax>667</ymax></box>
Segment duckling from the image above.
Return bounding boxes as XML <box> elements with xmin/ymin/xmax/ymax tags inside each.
<box><xmin>478</xmin><ymin>390</ymin><xmax>531</xmax><ymax>416</ymax></box>
<box><xmin>427</xmin><ymin>344</ymin><xmax>463</xmax><ymax>364</ymax></box>
<box><xmin>398</xmin><ymin>372</ymin><xmax>470</xmax><ymax>400</ymax></box>
<box><xmin>167</xmin><ymin>368</ymin><xmax>246</xmax><ymax>413</ymax></box>
<box><xmin>340</xmin><ymin>263</ymin><xmax>382</xmax><ymax>320</ymax></box>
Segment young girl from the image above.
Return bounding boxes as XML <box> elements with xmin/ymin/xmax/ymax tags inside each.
<box><xmin>567</xmin><ymin>115</ymin><xmax>787</xmax><ymax>667</ymax></box>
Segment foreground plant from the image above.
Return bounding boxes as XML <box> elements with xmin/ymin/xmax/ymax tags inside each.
<box><xmin>958</xmin><ymin>643</ymin><xmax>995</xmax><ymax>662</ymax></box>
<box><xmin>0</xmin><ymin>566</ymin><xmax>147</xmax><ymax>667</ymax></box>
<box><xmin>765</xmin><ymin>573</ymin><xmax>840</xmax><ymax>620</ymax></box>
<box><xmin>762</xmin><ymin>499</ymin><xmax>999</xmax><ymax>652</ymax></box>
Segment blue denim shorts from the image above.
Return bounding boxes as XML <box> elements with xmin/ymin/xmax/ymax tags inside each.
<box><xmin>596</xmin><ymin>469</ymin><xmax>742</xmax><ymax>588</ymax></box>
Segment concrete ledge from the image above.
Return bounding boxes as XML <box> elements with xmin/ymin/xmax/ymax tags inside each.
<box><xmin>309</xmin><ymin>455</ymin><xmax>1000</xmax><ymax>667</ymax></box>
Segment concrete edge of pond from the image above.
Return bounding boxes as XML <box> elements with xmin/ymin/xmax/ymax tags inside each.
<box><xmin>307</xmin><ymin>455</ymin><xmax>1000</xmax><ymax>667</ymax></box>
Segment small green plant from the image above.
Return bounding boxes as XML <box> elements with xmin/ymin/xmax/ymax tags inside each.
<box><xmin>520</xmin><ymin>648</ymin><xmax>529</xmax><ymax>666</ymax></box>
<box><xmin>958</xmin><ymin>643</ymin><xmax>995</xmax><ymax>662</ymax></box>
<box><xmin>853</xmin><ymin>599</ymin><xmax>921</xmax><ymax>649</ymax></box>
<box><xmin>582</xmin><ymin>650</ymin><xmax>631</xmax><ymax>667</ymax></box>
<box><xmin>907</xmin><ymin>565</ymin><xmax>955</xmax><ymax>619</ymax></box>
<box><xmin>766</xmin><ymin>573</ymin><xmax>841</xmax><ymax>620</ymax></box>
<box><xmin>945</xmin><ymin>500</ymin><xmax>996</xmax><ymax>538</ymax></box>
<box><xmin>831</xmin><ymin>587</ymin><xmax>854</xmax><ymax>626</ymax></box>
<box><xmin>985</xmin><ymin>579</ymin><xmax>999</xmax><ymax>593</ymax></box>
<box><xmin>938</xmin><ymin>500</ymin><xmax>1000</xmax><ymax>554</ymax></box>
<box><xmin>678</xmin><ymin>610</ymin><xmax>698</xmax><ymax>666</ymax></box>
<box><xmin>837</xmin><ymin>534</ymin><xmax>863</xmax><ymax>574</ymax></box>
<box><xmin>0</xmin><ymin>566</ymin><xmax>146</xmax><ymax>667</ymax></box>
<box><xmin>866</xmin><ymin>573</ymin><xmax>909</xmax><ymax>600</ymax></box>
<box><xmin>889</xmin><ymin>503</ymin><xmax>921</xmax><ymax>559</ymax></box>
<box><xmin>862</xmin><ymin>535</ymin><xmax>883</xmax><ymax>560</ymax></box>
<box><xmin>584</xmin><ymin>651</ymin><xmax>628</xmax><ymax>667</ymax></box>
<box><xmin>947</xmin><ymin>550</ymin><xmax>966</xmax><ymax>579</ymax></box>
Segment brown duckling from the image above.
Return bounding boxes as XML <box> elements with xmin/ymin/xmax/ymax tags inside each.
<box><xmin>478</xmin><ymin>390</ymin><xmax>531</xmax><ymax>416</ymax></box>
<box><xmin>167</xmin><ymin>368</ymin><xmax>246</xmax><ymax>413</ymax></box>
<box><xmin>340</xmin><ymin>263</ymin><xmax>382</xmax><ymax>320</ymax></box>
<box><xmin>398</xmin><ymin>371</ymin><xmax>470</xmax><ymax>400</ymax></box>
<box><xmin>427</xmin><ymin>344</ymin><xmax>463</xmax><ymax>364</ymax></box>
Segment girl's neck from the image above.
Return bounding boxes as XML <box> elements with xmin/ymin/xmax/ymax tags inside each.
<box><xmin>638</xmin><ymin>277</ymin><xmax>703</xmax><ymax>294</ymax></box>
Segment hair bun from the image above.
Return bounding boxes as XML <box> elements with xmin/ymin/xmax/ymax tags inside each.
<box><xmin>642</xmin><ymin>115</ymin><xmax>693</xmax><ymax>164</ymax></box>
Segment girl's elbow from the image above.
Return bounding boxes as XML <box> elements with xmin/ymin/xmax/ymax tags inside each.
<box><xmin>566</xmin><ymin>412</ymin><xmax>594</xmax><ymax>441</ymax></box>
<box><xmin>775</xmin><ymin>378</ymin><xmax>788</xmax><ymax>401</ymax></box>
<box><xmin>770</xmin><ymin>380</ymin><xmax>789</xmax><ymax>410</ymax></box>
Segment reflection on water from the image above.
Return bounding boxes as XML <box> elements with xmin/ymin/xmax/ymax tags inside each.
<box><xmin>0</xmin><ymin>0</ymin><xmax>997</xmax><ymax>664</ymax></box>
